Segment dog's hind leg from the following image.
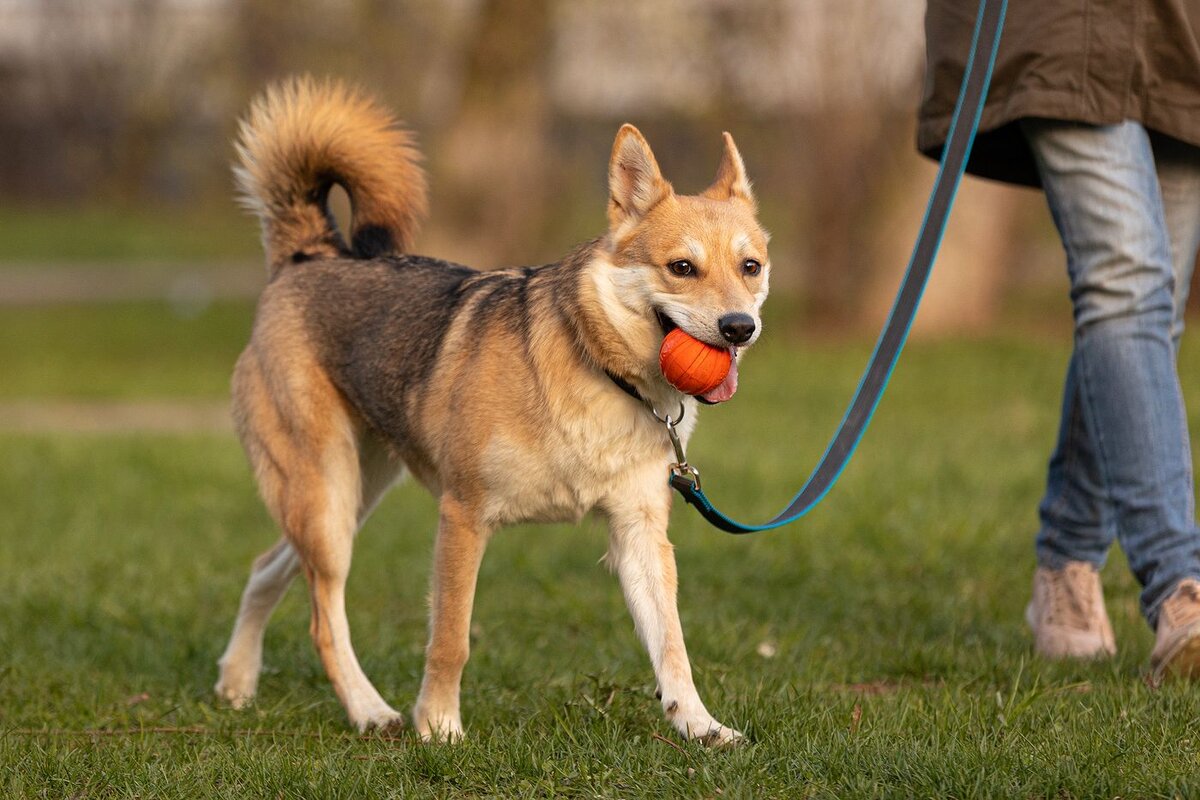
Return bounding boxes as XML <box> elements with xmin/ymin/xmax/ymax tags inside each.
<box><xmin>216</xmin><ymin>435</ymin><xmax>402</xmax><ymax>710</ymax></box>
<box><xmin>602</xmin><ymin>476</ymin><xmax>743</xmax><ymax>747</ymax></box>
<box><xmin>219</xmin><ymin>346</ymin><xmax>403</xmax><ymax>732</ymax></box>
<box><xmin>413</xmin><ymin>494</ymin><xmax>489</xmax><ymax>742</ymax></box>
<box><xmin>295</xmin><ymin>423</ymin><xmax>406</xmax><ymax>732</ymax></box>
<box><xmin>217</xmin><ymin>348</ymin><xmax>308</xmax><ymax>708</ymax></box>
<box><xmin>216</xmin><ymin>537</ymin><xmax>301</xmax><ymax>707</ymax></box>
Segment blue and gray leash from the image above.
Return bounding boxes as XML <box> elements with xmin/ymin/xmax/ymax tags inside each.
<box><xmin>664</xmin><ymin>0</ymin><xmax>1008</xmax><ymax>534</ymax></box>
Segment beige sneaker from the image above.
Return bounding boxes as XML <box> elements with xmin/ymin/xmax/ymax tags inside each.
<box><xmin>1150</xmin><ymin>579</ymin><xmax>1200</xmax><ymax>681</ymax></box>
<box><xmin>1025</xmin><ymin>562</ymin><xmax>1116</xmax><ymax>659</ymax></box>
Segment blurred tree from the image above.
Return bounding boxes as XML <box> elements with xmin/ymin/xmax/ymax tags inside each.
<box><xmin>433</xmin><ymin>0</ymin><xmax>553</xmax><ymax>268</ymax></box>
<box><xmin>0</xmin><ymin>0</ymin><xmax>225</xmax><ymax>206</ymax></box>
<box><xmin>227</xmin><ymin>0</ymin><xmax>338</xmax><ymax>96</ymax></box>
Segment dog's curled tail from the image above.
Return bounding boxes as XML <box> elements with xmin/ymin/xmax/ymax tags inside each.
<box><xmin>234</xmin><ymin>76</ymin><xmax>428</xmax><ymax>273</ymax></box>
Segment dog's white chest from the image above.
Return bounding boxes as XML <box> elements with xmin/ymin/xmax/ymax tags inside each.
<box><xmin>478</xmin><ymin>397</ymin><xmax>683</xmax><ymax>525</ymax></box>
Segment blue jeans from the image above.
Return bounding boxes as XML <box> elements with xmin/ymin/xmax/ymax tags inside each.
<box><xmin>1022</xmin><ymin>120</ymin><xmax>1200</xmax><ymax>626</ymax></box>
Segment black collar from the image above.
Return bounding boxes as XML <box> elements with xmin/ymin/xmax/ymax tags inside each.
<box><xmin>604</xmin><ymin>369</ymin><xmax>645</xmax><ymax>403</ymax></box>
<box><xmin>605</xmin><ymin>370</ymin><xmax>716</xmax><ymax>406</ymax></box>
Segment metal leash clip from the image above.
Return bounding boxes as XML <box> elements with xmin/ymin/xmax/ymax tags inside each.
<box><xmin>652</xmin><ymin>402</ymin><xmax>702</xmax><ymax>491</ymax></box>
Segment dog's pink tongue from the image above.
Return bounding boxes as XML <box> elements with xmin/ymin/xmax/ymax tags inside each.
<box><xmin>700</xmin><ymin>352</ymin><xmax>738</xmax><ymax>403</ymax></box>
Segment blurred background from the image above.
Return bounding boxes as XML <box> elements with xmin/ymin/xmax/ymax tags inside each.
<box><xmin>1</xmin><ymin>0</ymin><xmax>1196</xmax><ymax>430</ymax></box>
<box><xmin>0</xmin><ymin>0</ymin><xmax>1097</xmax><ymax>327</ymax></box>
<box><xmin>8</xmin><ymin>5</ymin><xmax>1200</xmax><ymax>784</ymax></box>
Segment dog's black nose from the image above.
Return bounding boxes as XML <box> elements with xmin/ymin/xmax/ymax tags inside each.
<box><xmin>718</xmin><ymin>313</ymin><xmax>756</xmax><ymax>344</ymax></box>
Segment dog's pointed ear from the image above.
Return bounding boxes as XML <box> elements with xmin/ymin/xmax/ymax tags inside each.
<box><xmin>703</xmin><ymin>132</ymin><xmax>755</xmax><ymax>209</ymax></box>
<box><xmin>608</xmin><ymin>124</ymin><xmax>672</xmax><ymax>230</ymax></box>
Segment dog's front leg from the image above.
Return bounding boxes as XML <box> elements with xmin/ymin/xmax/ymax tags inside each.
<box><xmin>604</xmin><ymin>485</ymin><xmax>742</xmax><ymax>746</ymax></box>
<box><xmin>413</xmin><ymin>494</ymin><xmax>488</xmax><ymax>742</ymax></box>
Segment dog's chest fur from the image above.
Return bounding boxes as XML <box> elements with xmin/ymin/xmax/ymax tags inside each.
<box><xmin>476</xmin><ymin>385</ymin><xmax>694</xmax><ymax>525</ymax></box>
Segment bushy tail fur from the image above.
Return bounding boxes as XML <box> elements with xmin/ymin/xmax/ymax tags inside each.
<box><xmin>234</xmin><ymin>76</ymin><xmax>428</xmax><ymax>273</ymax></box>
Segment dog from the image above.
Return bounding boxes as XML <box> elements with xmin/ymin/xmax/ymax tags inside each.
<box><xmin>214</xmin><ymin>77</ymin><xmax>770</xmax><ymax>746</ymax></box>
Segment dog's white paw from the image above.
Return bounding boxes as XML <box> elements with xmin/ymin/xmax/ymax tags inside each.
<box><xmin>665</xmin><ymin>699</ymin><xmax>744</xmax><ymax>747</ymax></box>
<box><xmin>694</xmin><ymin>721</ymin><xmax>744</xmax><ymax>748</ymax></box>
<box><xmin>413</xmin><ymin>706</ymin><xmax>464</xmax><ymax>743</ymax></box>
<box><xmin>215</xmin><ymin>684</ymin><xmax>255</xmax><ymax>710</ymax></box>
<box><xmin>354</xmin><ymin>708</ymin><xmax>407</xmax><ymax>736</ymax></box>
<box><xmin>677</xmin><ymin>716</ymin><xmax>743</xmax><ymax>747</ymax></box>
<box><xmin>214</xmin><ymin>662</ymin><xmax>258</xmax><ymax>709</ymax></box>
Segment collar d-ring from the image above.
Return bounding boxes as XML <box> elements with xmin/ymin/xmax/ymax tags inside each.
<box><xmin>650</xmin><ymin>401</ymin><xmax>701</xmax><ymax>491</ymax></box>
<box><xmin>651</xmin><ymin>401</ymin><xmax>685</xmax><ymax>428</ymax></box>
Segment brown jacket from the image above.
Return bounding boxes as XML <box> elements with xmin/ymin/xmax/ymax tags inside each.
<box><xmin>918</xmin><ymin>0</ymin><xmax>1200</xmax><ymax>187</ymax></box>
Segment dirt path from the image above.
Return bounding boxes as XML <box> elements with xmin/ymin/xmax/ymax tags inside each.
<box><xmin>0</xmin><ymin>401</ymin><xmax>232</xmax><ymax>433</ymax></box>
<box><xmin>0</xmin><ymin>262</ymin><xmax>262</xmax><ymax>306</ymax></box>
<box><xmin>0</xmin><ymin>264</ymin><xmax>249</xmax><ymax>433</ymax></box>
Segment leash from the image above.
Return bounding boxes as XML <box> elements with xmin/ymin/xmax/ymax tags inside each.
<box><xmin>665</xmin><ymin>0</ymin><xmax>1008</xmax><ymax>534</ymax></box>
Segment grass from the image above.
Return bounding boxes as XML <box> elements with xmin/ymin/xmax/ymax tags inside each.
<box><xmin>0</xmin><ymin>301</ymin><xmax>252</xmax><ymax>400</ymax></box>
<box><xmin>3</xmin><ymin>303</ymin><xmax>1200</xmax><ymax>797</ymax></box>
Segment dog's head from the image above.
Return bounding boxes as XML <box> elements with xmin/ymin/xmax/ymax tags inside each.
<box><xmin>597</xmin><ymin>124</ymin><xmax>770</xmax><ymax>402</ymax></box>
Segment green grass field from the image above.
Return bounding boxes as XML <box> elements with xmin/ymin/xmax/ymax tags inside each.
<box><xmin>3</xmin><ymin>301</ymin><xmax>1200</xmax><ymax>797</ymax></box>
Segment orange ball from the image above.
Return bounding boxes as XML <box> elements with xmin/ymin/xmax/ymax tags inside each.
<box><xmin>658</xmin><ymin>328</ymin><xmax>732</xmax><ymax>395</ymax></box>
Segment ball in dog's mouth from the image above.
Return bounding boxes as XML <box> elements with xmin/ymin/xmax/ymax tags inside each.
<box><xmin>657</xmin><ymin>327</ymin><xmax>739</xmax><ymax>404</ymax></box>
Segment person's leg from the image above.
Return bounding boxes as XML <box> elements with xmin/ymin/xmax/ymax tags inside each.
<box><xmin>1032</xmin><ymin>132</ymin><xmax>1200</xmax><ymax>583</ymax></box>
<box><xmin>1146</xmin><ymin>134</ymin><xmax>1200</xmax><ymax>679</ymax></box>
<box><xmin>1021</xmin><ymin>119</ymin><xmax>1200</xmax><ymax>628</ymax></box>
<box><xmin>1024</xmin><ymin>122</ymin><xmax>1135</xmax><ymax>661</ymax></box>
<box><xmin>1152</xmin><ymin>133</ymin><xmax>1200</xmax><ymax>347</ymax></box>
<box><xmin>1034</xmin><ymin>357</ymin><xmax>1114</xmax><ymax>571</ymax></box>
<box><xmin>1027</xmin><ymin>349</ymin><xmax>1116</xmax><ymax>659</ymax></box>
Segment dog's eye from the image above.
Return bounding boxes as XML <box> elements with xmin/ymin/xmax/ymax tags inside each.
<box><xmin>743</xmin><ymin>259</ymin><xmax>762</xmax><ymax>277</ymax></box>
<box><xmin>667</xmin><ymin>260</ymin><xmax>695</xmax><ymax>277</ymax></box>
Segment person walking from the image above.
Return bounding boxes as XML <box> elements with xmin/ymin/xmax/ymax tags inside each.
<box><xmin>918</xmin><ymin>0</ymin><xmax>1200</xmax><ymax>679</ymax></box>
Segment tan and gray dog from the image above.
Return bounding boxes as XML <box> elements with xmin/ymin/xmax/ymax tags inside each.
<box><xmin>215</xmin><ymin>77</ymin><xmax>770</xmax><ymax>746</ymax></box>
